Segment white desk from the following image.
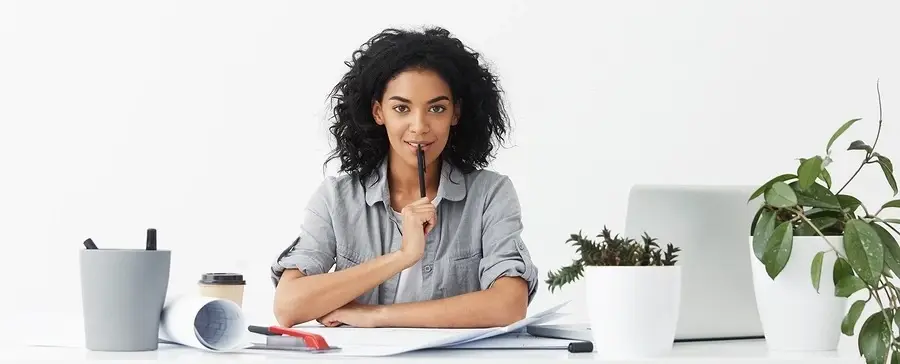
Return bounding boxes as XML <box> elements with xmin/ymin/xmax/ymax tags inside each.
<box><xmin>5</xmin><ymin>340</ymin><xmax>865</xmax><ymax>363</ymax></box>
<box><xmin>7</xmin><ymin>311</ymin><xmax>866</xmax><ymax>363</ymax></box>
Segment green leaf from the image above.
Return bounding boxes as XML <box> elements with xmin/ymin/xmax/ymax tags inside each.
<box><xmin>858</xmin><ymin>310</ymin><xmax>891</xmax><ymax>364</ymax></box>
<box><xmin>881</xmin><ymin>200</ymin><xmax>900</xmax><ymax>210</ymax></box>
<box><xmin>749</xmin><ymin>206</ymin><xmax>764</xmax><ymax>235</ymax></box>
<box><xmin>872</xmin><ymin>222</ymin><xmax>900</xmax><ymax>277</ymax></box>
<box><xmin>749</xmin><ymin>174</ymin><xmax>797</xmax><ymax>202</ymax></box>
<box><xmin>833</xmin><ymin>257</ymin><xmax>853</xmax><ymax>285</ymax></box>
<box><xmin>819</xmin><ymin>168</ymin><xmax>833</xmax><ymax>189</ymax></box>
<box><xmin>882</xmin><ymin>265</ymin><xmax>894</xmax><ymax>279</ymax></box>
<box><xmin>835</xmin><ymin>275</ymin><xmax>868</xmax><ymax>297</ymax></box>
<box><xmin>827</xmin><ymin>118</ymin><xmax>861</xmax><ymax>153</ymax></box>
<box><xmin>766</xmin><ymin>182</ymin><xmax>798</xmax><ymax>208</ymax></box>
<box><xmin>796</xmin><ymin>216</ymin><xmax>839</xmax><ymax>236</ymax></box>
<box><xmin>806</xmin><ymin>208</ymin><xmax>844</xmax><ymax>221</ymax></box>
<box><xmin>811</xmin><ymin>251</ymin><xmax>825</xmax><ymax>292</ymax></box>
<box><xmin>763</xmin><ymin>221</ymin><xmax>794</xmax><ymax>279</ymax></box>
<box><xmin>752</xmin><ymin>209</ymin><xmax>777</xmax><ymax>261</ymax></box>
<box><xmin>879</xmin><ymin>159</ymin><xmax>899</xmax><ymax>196</ymax></box>
<box><xmin>838</xmin><ymin>194</ymin><xmax>863</xmax><ymax>214</ymax></box>
<box><xmin>844</xmin><ymin>220</ymin><xmax>885</xmax><ymax>286</ymax></box>
<box><xmin>790</xmin><ymin>182</ymin><xmax>841</xmax><ymax>210</ymax></box>
<box><xmin>885</xmin><ymin>218</ymin><xmax>900</xmax><ymax>224</ymax></box>
<box><xmin>842</xmin><ymin>300</ymin><xmax>867</xmax><ymax>336</ymax></box>
<box><xmin>849</xmin><ymin>140</ymin><xmax>874</xmax><ymax>153</ymax></box>
<box><xmin>797</xmin><ymin>156</ymin><xmax>824</xmax><ymax>190</ymax></box>
<box><xmin>876</xmin><ymin>153</ymin><xmax>894</xmax><ymax>172</ymax></box>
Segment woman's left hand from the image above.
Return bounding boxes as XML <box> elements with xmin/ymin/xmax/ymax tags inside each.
<box><xmin>316</xmin><ymin>301</ymin><xmax>383</xmax><ymax>328</ymax></box>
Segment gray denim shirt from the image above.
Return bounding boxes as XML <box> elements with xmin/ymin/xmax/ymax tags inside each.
<box><xmin>270</xmin><ymin>157</ymin><xmax>538</xmax><ymax>305</ymax></box>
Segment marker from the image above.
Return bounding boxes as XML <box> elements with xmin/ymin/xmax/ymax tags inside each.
<box><xmin>83</xmin><ymin>238</ymin><xmax>98</xmax><ymax>250</ymax></box>
<box><xmin>146</xmin><ymin>228</ymin><xmax>157</xmax><ymax>250</ymax></box>
<box><xmin>416</xmin><ymin>144</ymin><xmax>426</xmax><ymax>198</ymax></box>
<box><xmin>567</xmin><ymin>341</ymin><xmax>593</xmax><ymax>353</ymax></box>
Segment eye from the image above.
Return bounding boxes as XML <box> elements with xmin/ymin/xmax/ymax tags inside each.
<box><xmin>429</xmin><ymin>105</ymin><xmax>446</xmax><ymax>113</ymax></box>
<box><xmin>392</xmin><ymin>105</ymin><xmax>409</xmax><ymax>113</ymax></box>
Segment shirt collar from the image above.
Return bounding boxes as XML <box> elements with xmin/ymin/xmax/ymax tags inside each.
<box><xmin>364</xmin><ymin>157</ymin><xmax>467</xmax><ymax>206</ymax></box>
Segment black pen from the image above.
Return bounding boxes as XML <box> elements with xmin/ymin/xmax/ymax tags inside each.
<box><xmin>83</xmin><ymin>238</ymin><xmax>98</xmax><ymax>250</ymax></box>
<box><xmin>146</xmin><ymin>228</ymin><xmax>156</xmax><ymax>250</ymax></box>
<box><xmin>417</xmin><ymin>144</ymin><xmax>426</xmax><ymax>198</ymax></box>
<box><xmin>568</xmin><ymin>341</ymin><xmax>593</xmax><ymax>353</ymax></box>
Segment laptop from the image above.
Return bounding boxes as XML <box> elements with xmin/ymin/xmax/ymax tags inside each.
<box><xmin>528</xmin><ymin>184</ymin><xmax>764</xmax><ymax>342</ymax></box>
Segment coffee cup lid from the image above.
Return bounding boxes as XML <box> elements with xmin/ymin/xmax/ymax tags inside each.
<box><xmin>199</xmin><ymin>273</ymin><xmax>245</xmax><ymax>285</ymax></box>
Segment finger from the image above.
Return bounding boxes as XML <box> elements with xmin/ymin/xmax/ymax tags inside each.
<box><xmin>412</xmin><ymin>203</ymin><xmax>435</xmax><ymax>213</ymax></box>
<box><xmin>426</xmin><ymin>213</ymin><xmax>436</xmax><ymax>230</ymax></box>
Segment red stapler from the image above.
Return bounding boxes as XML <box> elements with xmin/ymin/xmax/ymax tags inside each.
<box><xmin>247</xmin><ymin>325</ymin><xmax>340</xmax><ymax>353</ymax></box>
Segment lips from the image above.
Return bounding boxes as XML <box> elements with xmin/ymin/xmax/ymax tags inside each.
<box><xmin>405</xmin><ymin>141</ymin><xmax>434</xmax><ymax>152</ymax></box>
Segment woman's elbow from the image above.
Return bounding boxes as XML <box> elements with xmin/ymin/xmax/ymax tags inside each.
<box><xmin>273</xmin><ymin>287</ymin><xmax>300</xmax><ymax>327</ymax></box>
<box><xmin>501</xmin><ymin>306</ymin><xmax>527</xmax><ymax>325</ymax></box>
<box><xmin>273</xmin><ymin>271</ymin><xmax>314</xmax><ymax>327</ymax></box>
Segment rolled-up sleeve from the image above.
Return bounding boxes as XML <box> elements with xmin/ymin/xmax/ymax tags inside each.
<box><xmin>478</xmin><ymin>176</ymin><xmax>539</xmax><ymax>303</ymax></box>
<box><xmin>270</xmin><ymin>179</ymin><xmax>337</xmax><ymax>287</ymax></box>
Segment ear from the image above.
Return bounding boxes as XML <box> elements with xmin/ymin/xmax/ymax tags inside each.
<box><xmin>451</xmin><ymin>101</ymin><xmax>461</xmax><ymax>126</ymax></box>
<box><xmin>372</xmin><ymin>101</ymin><xmax>385</xmax><ymax>125</ymax></box>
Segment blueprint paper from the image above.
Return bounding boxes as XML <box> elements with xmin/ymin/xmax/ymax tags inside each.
<box><xmin>158</xmin><ymin>295</ymin><xmax>250</xmax><ymax>352</ymax></box>
<box><xmin>289</xmin><ymin>300</ymin><xmax>570</xmax><ymax>357</ymax></box>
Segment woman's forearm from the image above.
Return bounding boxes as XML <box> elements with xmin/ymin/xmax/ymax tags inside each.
<box><xmin>374</xmin><ymin>277</ymin><xmax>529</xmax><ymax>328</ymax></box>
<box><xmin>274</xmin><ymin>251</ymin><xmax>413</xmax><ymax>327</ymax></box>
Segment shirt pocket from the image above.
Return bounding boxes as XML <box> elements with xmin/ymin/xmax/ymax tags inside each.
<box><xmin>439</xmin><ymin>250</ymin><xmax>482</xmax><ymax>298</ymax></box>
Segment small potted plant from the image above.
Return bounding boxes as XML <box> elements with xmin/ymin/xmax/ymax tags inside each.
<box><xmin>749</xmin><ymin>82</ymin><xmax>900</xmax><ymax>362</ymax></box>
<box><xmin>546</xmin><ymin>227</ymin><xmax>682</xmax><ymax>359</ymax></box>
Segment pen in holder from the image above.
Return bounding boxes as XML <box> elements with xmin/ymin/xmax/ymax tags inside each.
<box><xmin>79</xmin><ymin>229</ymin><xmax>171</xmax><ymax>351</ymax></box>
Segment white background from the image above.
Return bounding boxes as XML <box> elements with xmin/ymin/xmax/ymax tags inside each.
<box><xmin>2</xmin><ymin>0</ymin><xmax>900</xmax><ymax>342</ymax></box>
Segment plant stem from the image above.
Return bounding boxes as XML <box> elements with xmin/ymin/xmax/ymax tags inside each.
<box><xmin>883</xmin><ymin>278</ymin><xmax>896</xmax><ymax>304</ymax></box>
<box><xmin>836</xmin><ymin>81</ymin><xmax>884</xmax><ymax>196</ymax></box>
<box><xmin>875</xmin><ymin>79</ymin><xmax>884</xmax><ymax>146</ymax></box>
<box><xmin>838</xmin><ymin>162</ymin><xmax>869</xmax><ymax>196</ymax></box>
<box><xmin>861</xmin><ymin>203</ymin><xmax>873</xmax><ymax>218</ymax></box>
<box><xmin>870</xmin><ymin>287</ymin><xmax>892</xmax><ymax>349</ymax></box>
<box><xmin>794</xmin><ymin>208</ymin><xmax>843</xmax><ymax>256</ymax></box>
<box><xmin>888</xmin><ymin>281</ymin><xmax>900</xmax><ymax>304</ymax></box>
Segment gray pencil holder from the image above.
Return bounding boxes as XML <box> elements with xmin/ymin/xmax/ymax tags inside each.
<box><xmin>79</xmin><ymin>249</ymin><xmax>171</xmax><ymax>351</ymax></box>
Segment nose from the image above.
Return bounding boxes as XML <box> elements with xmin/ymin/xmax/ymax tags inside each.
<box><xmin>409</xmin><ymin>110</ymin><xmax>430</xmax><ymax>135</ymax></box>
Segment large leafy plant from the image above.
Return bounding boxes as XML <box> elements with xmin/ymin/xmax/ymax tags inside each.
<box><xmin>545</xmin><ymin>226</ymin><xmax>681</xmax><ymax>293</ymax></box>
<box><xmin>750</xmin><ymin>83</ymin><xmax>900</xmax><ymax>364</ymax></box>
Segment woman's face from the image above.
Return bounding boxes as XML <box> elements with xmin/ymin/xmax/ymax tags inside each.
<box><xmin>372</xmin><ymin>68</ymin><xmax>459</xmax><ymax>171</ymax></box>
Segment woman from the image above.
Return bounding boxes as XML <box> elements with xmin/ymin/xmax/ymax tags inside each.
<box><xmin>271</xmin><ymin>27</ymin><xmax>537</xmax><ymax>329</ymax></box>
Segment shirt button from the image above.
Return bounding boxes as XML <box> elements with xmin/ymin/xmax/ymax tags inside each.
<box><xmin>424</xmin><ymin>265</ymin><xmax>433</xmax><ymax>273</ymax></box>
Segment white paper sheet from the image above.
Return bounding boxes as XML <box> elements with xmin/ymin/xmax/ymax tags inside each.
<box><xmin>157</xmin><ymin>295</ymin><xmax>250</xmax><ymax>352</ymax></box>
<box><xmin>445</xmin><ymin>332</ymin><xmax>575</xmax><ymax>349</ymax></box>
<box><xmin>291</xmin><ymin>300</ymin><xmax>570</xmax><ymax>357</ymax></box>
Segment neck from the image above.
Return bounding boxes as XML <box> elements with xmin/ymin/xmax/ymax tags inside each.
<box><xmin>387</xmin><ymin>154</ymin><xmax>441</xmax><ymax>200</ymax></box>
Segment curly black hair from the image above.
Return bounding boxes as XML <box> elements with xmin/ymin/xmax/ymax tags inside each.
<box><xmin>324</xmin><ymin>26</ymin><xmax>510</xmax><ymax>184</ymax></box>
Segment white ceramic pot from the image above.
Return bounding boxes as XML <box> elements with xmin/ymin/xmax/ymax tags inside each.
<box><xmin>748</xmin><ymin>236</ymin><xmax>847</xmax><ymax>351</ymax></box>
<box><xmin>584</xmin><ymin>265</ymin><xmax>682</xmax><ymax>359</ymax></box>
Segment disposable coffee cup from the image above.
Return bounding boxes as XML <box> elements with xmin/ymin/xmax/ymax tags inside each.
<box><xmin>80</xmin><ymin>249</ymin><xmax>171</xmax><ymax>351</ymax></box>
<box><xmin>198</xmin><ymin>273</ymin><xmax>245</xmax><ymax>307</ymax></box>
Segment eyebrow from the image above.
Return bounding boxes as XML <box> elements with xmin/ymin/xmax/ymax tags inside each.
<box><xmin>388</xmin><ymin>96</ymin><xmax>450</xmax><ymax>104</ymax></box>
